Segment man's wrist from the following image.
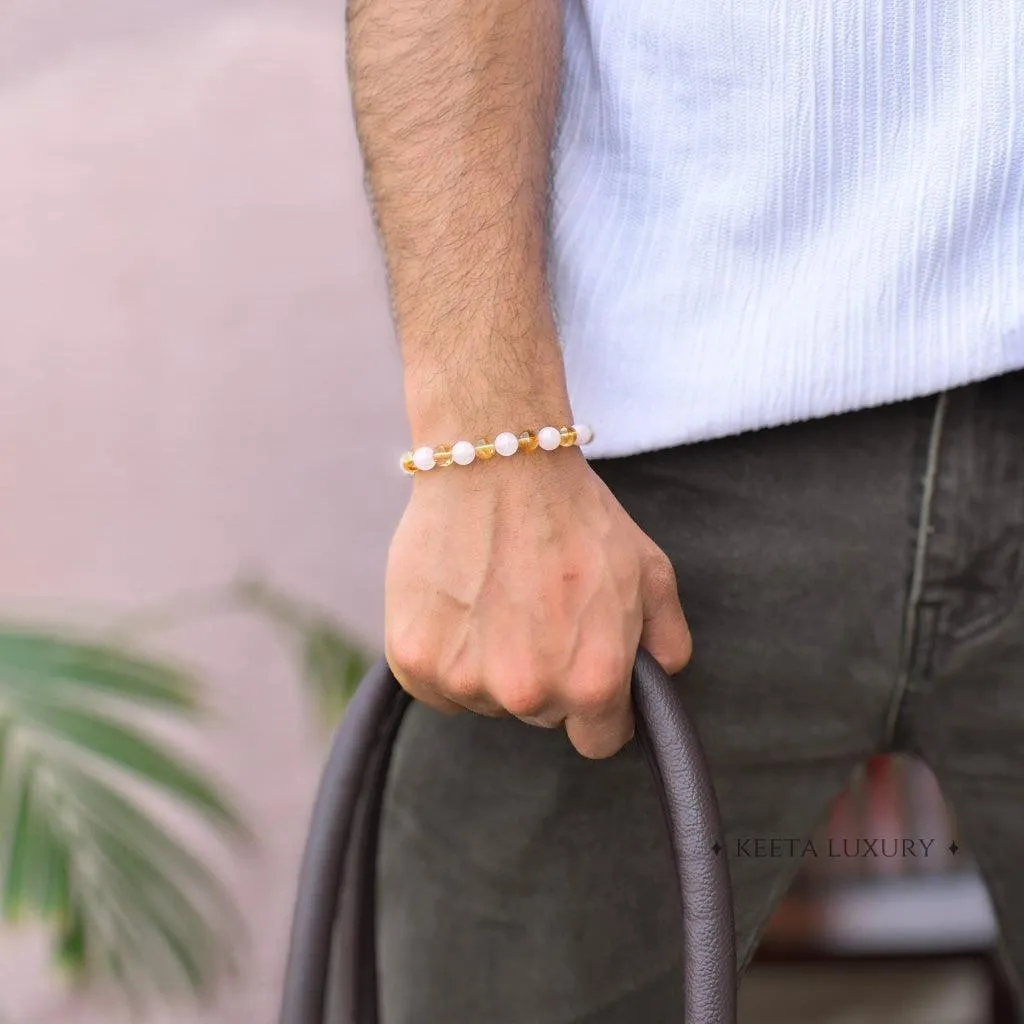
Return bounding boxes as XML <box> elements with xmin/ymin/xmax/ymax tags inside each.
<box><xmin>403</xmin><ymin>328</ymin><xmax>573</xmax><ymax>442</ymax></box>
<box><xmin>404</xmin><ymin>376</ymin><xmax>574</xmax><ymax>444</ymax></box>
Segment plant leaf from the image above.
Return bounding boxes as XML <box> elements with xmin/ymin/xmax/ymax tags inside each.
<box><xmin>0</xmin><ymin>630</ymin><xmax>198</xmax><ymax>714</ymax></box>
<box><xmin>235</xmin><ymin>579</ymin><xmax>375</xmax><ymax>726</ymax></box>
<box><xmin>66</xmin><ymin>772</ymin><xmax>244</xmax><ymax>926</ymax></box>
<box><xmin>2</xmin><ymin>768</ymin><xmax>33</xmax><ymax>924</ymax></box>
<box><xmin>92</xmin><ymin>841</ymin><xmax>237</xmax><ymax>991</ymax></box>
<box><xmin>0</xmin><ymin>621</ymin><xmax>250</xmax><ymax>1003</ymax></box>
<box><xmin>301</xmin><ymin>624</ymin><xmax>373</xmax><ymax>725</ymax></box>
<box><xmin>12</xmin><ymin>704</ymin><xmax>249</xmax><ymax>841</ymax></box>
<box><xmin>23</xmin><ymin>756</ymin><xmax>244</xmax><ymax>999</ymax></box>
<box><xmin>53</xmin><ymin>905</ymin><xmax>86</xmax><ymax>973</ymax></box>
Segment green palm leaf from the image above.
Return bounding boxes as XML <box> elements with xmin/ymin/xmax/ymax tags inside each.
<box><xmin>234</xmin><ymin>579</ymin><xmax>375</xmax><ymax>727</ymax></box>
<box><xmin>0</xmin><ymin>623</ymin><xmax>248</xmax><ymax>1002</ymax></box>
<box><xmin>0</xmin><ymin>631</ymin><xmax>198</xmax><ymax>712</ymax></box>
<box><xmin>12</xmin><ymin>702</ymin><xmax>248</xmax><ymax>839</ymax></box>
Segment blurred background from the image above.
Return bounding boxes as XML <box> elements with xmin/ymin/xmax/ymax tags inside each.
<box><xmin>0</xmin><ymin>2</ymin><xmax>1015</xmax><ymax>1022</ymax></box>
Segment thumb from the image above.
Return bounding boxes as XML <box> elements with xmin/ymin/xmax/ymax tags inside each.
<box><xmin>638</xmin><ymin>551</ymin><xmax>693</xmax><ymax>676</ymax></box>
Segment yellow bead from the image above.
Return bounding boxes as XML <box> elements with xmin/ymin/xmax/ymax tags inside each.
<box><xmin>518</xmin><ymin>430</ymin><xmax>539</xmax><ymax>452</ymax></box>
<box><xmin>401</xmin><ymin>451</ymin><xmax>417</xmax><ymax>474</ymax></box>
<box><xmin>474</xmin><ymin>438</ymin><xmax>496</xmax><ymax>460</ymax></box>
<box><xmin>433</xmin><ymin>443</ymin><xmax>454</xmax><ymax>468</ymax></box>
<box><xmin>559</xmin><ymin>426</ymin><xmax>578</xmax><ymax>447</ymax></box>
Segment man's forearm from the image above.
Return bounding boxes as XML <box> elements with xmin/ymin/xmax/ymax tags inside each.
<box><xmin>347</xmin><ymin>0</ymin><xmax>571</xmax><ymax>440</ymax></box>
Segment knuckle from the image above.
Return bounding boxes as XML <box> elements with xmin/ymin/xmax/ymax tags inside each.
<box><xmin>570</xmin><ymin>657</ymin><xmax>630</xmax><ymax>714</ymax></box>
<box><xmin>386</xmin><ymin>636</ymin><xmax>436</xmax><ymax>685</ymax></box>
<box><xmin>499</xmin><ymin>679</ymin><xmax>552</xmax><ymax>719</ymax></box>
<box><xmin>443</xmin><ymin>672</ymin><xmax>483</xmax><ymax>704</ymax></box>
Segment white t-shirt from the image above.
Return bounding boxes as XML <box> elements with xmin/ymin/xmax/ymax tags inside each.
<box><xmin>551</xmin><ymin>0</ymin><xmax>1024</xmax><ymax>458</ymax></box>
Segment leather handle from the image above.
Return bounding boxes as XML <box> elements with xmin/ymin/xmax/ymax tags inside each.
<box><xmin>279</xmin><ymin>649</ymin><xmax>737</xmax><ymax>1024</ymax></box>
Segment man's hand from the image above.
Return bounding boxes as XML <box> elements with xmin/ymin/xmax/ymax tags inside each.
<box><xmin>385</xmin><ymin>450</ymin><xmax>693</xmax><ymax>759</ymax></box>
<box><xmin>348</xmin><ymin>0</ymin><xmax>690</xmax><ymax>758</ymax></box>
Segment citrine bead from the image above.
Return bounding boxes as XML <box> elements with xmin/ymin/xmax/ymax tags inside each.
<box><xmin>433</xmin><ymin>443</ymin><xmax>454</xmax><ymax>468</ymax></box>
<box><xmin>559</xmin><ymin>426</ymin><xmax>578</xmax><ymax>447</ymax></box>
<box><xmin>400</xmin><ymin>451</ymin><xmax>417</xmax><ymax>474</ymax></box>
<box><xmin>474</xmin><ymin>438</ymin><xmax>496</xmax><ymax>460</ymax></box>
<box><xmin>518</xmin><ymin>430</ymin><xmax>539</xmax><ymax>452</ymax></box>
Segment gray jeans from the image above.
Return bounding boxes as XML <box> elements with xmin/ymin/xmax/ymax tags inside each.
<box><xmin>375</xmin><ymin>369</ymin><xmax>1024</xmax><ymax>1023</ymax></box>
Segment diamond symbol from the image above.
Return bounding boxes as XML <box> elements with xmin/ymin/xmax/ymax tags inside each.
<box><xmin>712</xmin><ymin>842</ymin><xmax>722</xmax><ymax>855</ymax></box>
<box><xmin>949</xmin><ymin>841</ymin><xmax>959</xmax><ymax>855</ymax></box>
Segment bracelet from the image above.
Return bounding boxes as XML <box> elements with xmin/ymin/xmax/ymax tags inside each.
<box><xmin>400</xmin><ymin>423</ymin><xmax>594</xmax><ymax>476</ymax></box>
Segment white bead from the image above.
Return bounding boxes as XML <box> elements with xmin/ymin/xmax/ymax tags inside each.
<box><xmin>537</xmin><ymin>426</ymin><xmax>561</xmax><ymax>451</ymax></box>
<box><xmin>400</xmin><ymin>454</ymin><xmax>415</xmax><ymax>475</ymax></box>
<box><xmin>452</xmin><ymin>440</ymin><xmax>476</xmax><ymax>465</ymax></box>
<box><xmin>573</xmin><ymin>423</ymin><xmax>594</xmax><ymax>445</ymax></box>
<box><xmin>494</xmin><ymin>431</ymin><xmax>520</xmax><ymax>457</ymax></box>
<box><xmin>412</xmin><ymin>445</ymin><xmax>436</xmax><ymax>471</ymax></box>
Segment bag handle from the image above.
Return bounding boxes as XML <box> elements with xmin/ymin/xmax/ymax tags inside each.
<box><xmin>279</xmin><ymin>648</ymin><xmax>737</xmax><ymax>1024</ymax></box>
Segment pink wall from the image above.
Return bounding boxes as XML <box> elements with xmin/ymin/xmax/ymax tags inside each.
<box><xmin>1</xmin><ymin>6</ymin><xmax>996</xmax><ymax>1024</ymax></box>
<box><xmin>0</xmin><ymin>3</ymin><xmax>404</xmax><ymax>1019</ymax></box>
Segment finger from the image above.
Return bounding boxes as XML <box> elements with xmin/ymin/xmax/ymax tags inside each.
<box><xmin>564</xmin><ymin>703</ymin><xmax>635</xmax><ymax>760</ymax></box>
<box><xmin>562</xmin><ymin>661</ymin><xmax>635</xmax><ymax>759</ymax></box>
<box><xmin>496</xmin><ymin>677</ymin><xmax>564</xmax><ymax>729</ymax></box>
<box><xmin>389</xmin><ymin>664</ymin><xmax>464</xmax><ymax>716</ymax></box>
<box><xmin>435</xmin><ymin>672</ymin><xmax>510</xmax><ymax>717</ymax></box>
<box><xmin>459</xmin><ymin>694</ymin><xmax>510</xmax><ymax>718</ymax></box>
<box><xmin>516</xmin><ymin>710</ymin><xmax>566</xmax><ymax>729</ymax></box>
<box><xmin>639</xmin><ymin>552</ymin><xmax>693</xmax><ymax>675</ymax></box>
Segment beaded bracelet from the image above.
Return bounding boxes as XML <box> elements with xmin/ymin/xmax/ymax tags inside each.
<box><xmin>400</xmin><ymin>423</ymin><xmax>594</xmax><ymax>476</ymax></box>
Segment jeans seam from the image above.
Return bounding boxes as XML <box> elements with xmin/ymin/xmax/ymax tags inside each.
<box><xmin>883</xmin><ymin>391</ymin><xmax>949</xmax><ymax>746</ymax></box>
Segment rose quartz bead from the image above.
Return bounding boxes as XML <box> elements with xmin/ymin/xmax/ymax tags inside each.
<box><xmin>452</xmin><ymin>440</ymin><xmax>476</xmax><ymax>465</ymax></box>
<box><xmin>537</xmin><ymin>426</ymin><xmax>561</xmax><ymax>451</ymax></box>
<box><xmin>573</xmin><ymin>423</ymin><xmax>594</xmax><ymax>445</ymax></box>
<box><xmin>412</xmin><ymin>446</ymin><xmax>436</xmax><ymax>471</ymax></box>
<box><xmin>494</xmin><ymin>431</ymin><xmax>520</xmax><ymax>457</ymax></box>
